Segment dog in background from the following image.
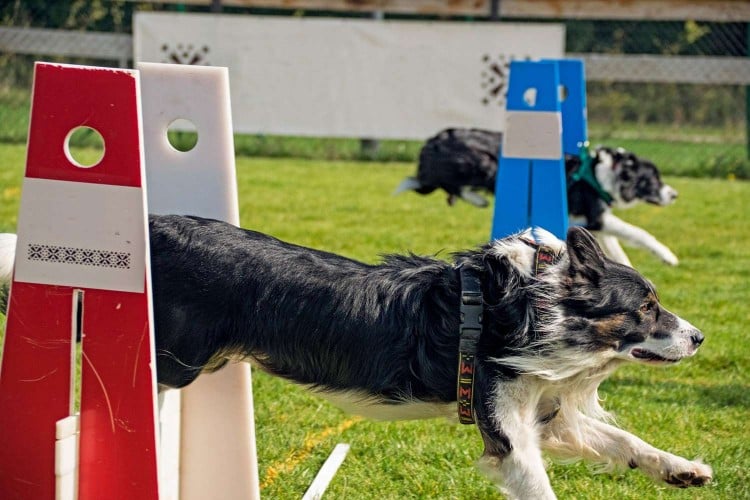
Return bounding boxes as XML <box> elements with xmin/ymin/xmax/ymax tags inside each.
<box><xmin>394</xmin><ymin>128</ymin><xmax>679</xmax><ymax>266</ymax></box>
<box><xmin>0</xmin><ymin>217</ymin><xmax>711</xmax><ymax>498</ymax></box>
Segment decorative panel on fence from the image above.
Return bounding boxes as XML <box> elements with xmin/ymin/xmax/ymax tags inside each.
<box><xmin>134</xmin><ymin>12</ymin><xmax>564</xmax><ymax>139</ymax></box>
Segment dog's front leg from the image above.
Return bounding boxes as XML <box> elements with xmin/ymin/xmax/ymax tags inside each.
<box><xmin>595</xmin><ymin>233</ymin><xmax>633</xmax><ymax>267</ymax></box>
<box><xmin>476</xmin><ymin>382</ymin><xmax>557</xmax><ymax>500</ymax></box>
<box><xmin>542</xmin><ymin>412</ymin><xmax>712</xmax><ymax>488</ymax></box>
<box><xmin>600</xmin><ymin>212</ymin><xmax>678</xmax><ymax>265</ymax></box>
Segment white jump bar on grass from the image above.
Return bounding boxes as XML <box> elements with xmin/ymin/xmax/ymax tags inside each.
<box><xmin>302</xmin><ymin>443</ymin><xmax>351</xmax><ymax>500</ymax></box>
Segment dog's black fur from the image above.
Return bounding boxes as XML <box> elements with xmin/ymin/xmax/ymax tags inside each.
<box><xmin>410</xmin><ymin>128</ymin><xmax>500</xmax><ymax>199</ymax></box>
<box><xmin>146</xmin><ymin>214</ymin><xmax>710</xmax><ymax>496</ymax></box>
<box><xmin>151</xmin><ymin>213</ymin><xmax>470</xmax><ymax>395</ymax></box>
<box><xmin>0</xmin><ymin>217</ymin><xmax>710</xmax><ymax>496</ymax></box>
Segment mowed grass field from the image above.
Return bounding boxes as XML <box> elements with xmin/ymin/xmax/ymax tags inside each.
<box><xmin>0</xmin><ymin>142</ymin><xmax>748</xmax><ymax>499</ymax></box>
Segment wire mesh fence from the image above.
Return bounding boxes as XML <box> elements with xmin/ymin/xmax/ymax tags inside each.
<box><xmin>1</xmin><ymin>1</ymin><xmax>748</xmax><ymax>177</ymax></box>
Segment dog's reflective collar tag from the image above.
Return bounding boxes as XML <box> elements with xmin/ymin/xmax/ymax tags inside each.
<box><xmin>456</xmin><ymin>265</ymin><xmax>483</xmax><ymax>425</ymax></box>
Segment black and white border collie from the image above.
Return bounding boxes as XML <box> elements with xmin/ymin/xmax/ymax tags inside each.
<box><xmin>1</xmin><ymin>217</ymin><xmax>709</xmax><ymax>498</ymax></box>
<box><xmin>395</xmin><ymin>128</ymin><xmax>680</xmax><ymax>266</ymax></box>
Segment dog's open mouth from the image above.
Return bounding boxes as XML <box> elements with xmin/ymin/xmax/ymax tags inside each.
<box><xmin>631</xmin><ymin>348</ymin><xmax>680</xmax><ymax>363</ymax></box>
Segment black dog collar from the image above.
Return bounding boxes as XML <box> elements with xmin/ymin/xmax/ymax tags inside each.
<box><xmin>455</xmin><ymin>242</ymin><xmax>558</xmax><ymax>425</ymax></box>
<box><xmin>456</xmin><ymin>264</ymin><xmax>483</xmax><ymax>425</ymax></box>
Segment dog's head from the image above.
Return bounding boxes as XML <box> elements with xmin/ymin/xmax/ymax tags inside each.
<box><xmin>594</xmin><ymin>147</ymin><xmax>678</xmax><ymax>208</ymax></box>
<box><xmin>556</xmin><ymin>227</ymin><xmax>703</xmax><ymax>366</ymax></box>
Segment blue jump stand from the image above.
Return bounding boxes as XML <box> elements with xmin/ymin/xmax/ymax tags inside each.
<box><xmin>490</xmin><ymin>59</ymin><xmax>587</xmax><ymax>241</ymax></box>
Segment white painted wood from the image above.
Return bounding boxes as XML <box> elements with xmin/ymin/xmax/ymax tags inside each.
<box><xmin>14</xmin><ymin>178</ymin><xmax>146</xmax><ymax>293</ymax></box>
<box><xmin>157</xmin><ymin>389</ymin><xmax>182</xmax><ymax>500</ymax></box>
<box><xmin>55</xmin><ymin>415</ymin><xmax>79</xmax><ymax>441</ymax></box>
<box><xmin>138</xmin><ymin>62</ymin><xmax>260</xmax><ymax>500</ymax></box>
<box><xmin>302</xmin><ymin>443</ymin><xmax>351</xmax><ymax>500</ymax></box>
<box><xmin>502</xmin><ymin>111</ymin><xmax>563</xmax><ymax>160</ymax></box>
<box><xmin>54</xmin><ymin>434</ymin><xmax>78</xmax><ymax>476</ymax></box>
<box><xmin>55</xmin><ymin>416</ymin><xmax>79</xmax><ymax>500</ymax></box>
<box><xmin>55</xmin><ymin>473</ymin><xmax>76</xmax><ymax>500</ymax></box>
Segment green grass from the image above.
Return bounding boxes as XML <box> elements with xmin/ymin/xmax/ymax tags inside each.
<box><xmin>2</xmin><ymin>88</ymin><xmax>749</xmax><ymax>178</ymax></box>
<box><xmin>0</xmin><ymin>142</ymin><xmax>749</xmax><ymax>498</ymax></box>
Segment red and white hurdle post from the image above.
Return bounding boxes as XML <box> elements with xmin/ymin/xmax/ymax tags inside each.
<box><xmin>0</xmin><ymin>62</ymin><xmax>160</xmax><ymax>499</ymax></box>
<box><xmin>0</xmin><ymin>62</ymin><xmax>259</xmax><ymax>499</ymax></box>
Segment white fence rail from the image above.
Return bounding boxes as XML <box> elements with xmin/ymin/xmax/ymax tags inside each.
<box><xmin>4</xmin><ymin>27</ymin><xmax>748</xmax><ymax>88</ymax></box>
<box><xmin>0</xmin><ymin>27</ymin><xmax>131</xmax><ymax>67</ymax></box>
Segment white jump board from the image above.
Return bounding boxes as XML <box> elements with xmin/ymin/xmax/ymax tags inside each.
<box><xmin>134</xmin><ymin>13</ymin><xmax>565</xmax><ymax>139</ymax></box>
<box><xmin>502</xmin><ymin>111</ymin><xmax>563</xmax><ymax>160</ymax></box>
<box><xmin>14</xmin><ymin>178</ymin><xmax>146</xmax><ymax>293</ymax></box>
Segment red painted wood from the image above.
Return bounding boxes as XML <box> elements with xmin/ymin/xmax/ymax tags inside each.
<box><xmin>25</xmin><ymin>63</ymin><xmax>143</xmax><ymax>188</ymax></box>
<box><xmin>0</xmin><ymin>62</ymin><xmax>158</xmax><ymax>499</ymax></box>
<box><xmin>78</xmin><ymin>287</ymin><xmax>158</xmax><ymax>499</ymax></box>
<box><xmin>0</xmin><ymin>283</ymin><xmax>76</xmax><ymax>499</ymax></box>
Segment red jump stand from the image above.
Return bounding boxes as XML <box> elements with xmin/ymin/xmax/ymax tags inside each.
<box><xmin>0</xmin><ymin>62</ymin><xmax>260</xmax><ymax>500</ymax></box>
<box><xmin>0</xmin><ymin>63</ymin><xmax>159</xmax><ymax>499</ymax></box>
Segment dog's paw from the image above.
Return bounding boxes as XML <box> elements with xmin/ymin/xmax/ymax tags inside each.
<box><xmin>639</xmin><ymin>453</ymin><xmax>712</xmax><ymax>488</ymax></box>
<box><xmin>661</xmin><ymin>253</ymin><xmax>679</xmax><ymax>266</ymax></box>
<box><xmin>662</xmin><ymin>460</ymin><xmax>712</xmax><ymax>488</ymax></box>
<box><xmin>654</xmin><ymin>247</ymin><xmax>679</xmax><ymax>266</ymax></box>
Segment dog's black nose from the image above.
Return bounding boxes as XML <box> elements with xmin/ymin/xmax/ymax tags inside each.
<box><xmin>691</xmin><ymin>331</ymin><xmax>705</xmax><ymax>347</ymax></box>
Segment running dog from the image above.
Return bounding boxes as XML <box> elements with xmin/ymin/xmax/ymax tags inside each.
<box><xmin>0</xmin><ymin>218</ymin><xmax>710</xmax><ymax>498</ymax></box>
<box><xmin>394</xmin><ymin>128</ymin><xmax>679</xmax><ymax>266</ymax></box>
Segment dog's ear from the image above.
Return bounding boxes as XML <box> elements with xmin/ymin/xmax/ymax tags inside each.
<box><xmin>566</xmin><ymin>226</ymin><xmax>606</xmax><ymax>279</ymax></box>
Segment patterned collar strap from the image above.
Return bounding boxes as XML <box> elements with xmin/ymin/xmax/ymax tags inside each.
<box><xmin>534</xmin><ymin>245</ymin><xmax>559</xmax><ymax>275</ymax></box>
<box><xmin>521</xmin><ymin>237</ymin><xmax>563</xmax><ymax>276</ymax></box>
<box><xmin>456</xmin><ymin>264</ymin><xmax>483</xmax><ymax>425</ymax></box>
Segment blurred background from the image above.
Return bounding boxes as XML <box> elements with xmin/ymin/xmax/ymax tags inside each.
<box><xmin>1</xmin><ymin>0</ymin><xmax>749</xmax><ymax>179</ymax></box>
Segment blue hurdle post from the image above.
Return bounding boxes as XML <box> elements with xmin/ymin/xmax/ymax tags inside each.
<box><xmin>551</xmin><ymin>59</ymin><xmax>588</xmax><ymax>156</ymax></box>
<box><xmin>490</xmin><ymin>59</ymin><xmax>588</xmax><ymax>241</ymax></box>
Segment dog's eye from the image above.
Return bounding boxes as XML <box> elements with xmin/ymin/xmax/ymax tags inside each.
<box><xmin>640</xmin><ymin>302</ymin><xmax>654</xmax><ymax>314</ymax></box>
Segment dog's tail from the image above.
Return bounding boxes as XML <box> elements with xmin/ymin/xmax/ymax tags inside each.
<box><xmin>0</xmin><ymin>233</ymin><xmax>17</xmax><ymax>313</ymax></box>
<box><xmin>393</xmin><ymin>176</ymin><xmax>424</xmax><ymax>196</ymax></box>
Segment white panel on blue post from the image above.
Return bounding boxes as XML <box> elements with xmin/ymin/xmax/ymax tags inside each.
<box><xmin>492</xmin><ymin>60</ymin><xmax>568</xmax><ymax>241</ymax></box>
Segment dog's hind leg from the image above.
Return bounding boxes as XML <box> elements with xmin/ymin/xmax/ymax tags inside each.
<box><xmin>393</xmin><ymin>177</ymin><xmax>425</xmax><ymax>195</ymax></box>
<box><xmin>541</xmin><ymin>411</ymin><xmax>712</xmax><ymax>489</ymax></box>
<box><xmin>459</xmin><ymin>186</ymin><xmax>489</xmax><ymax>208</ymax></box>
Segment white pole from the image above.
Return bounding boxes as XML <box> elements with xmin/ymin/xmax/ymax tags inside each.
<box><xmin>301</xmin><ymin>444</ymin><xmax>351</xmax><ymax>500</ymax></box>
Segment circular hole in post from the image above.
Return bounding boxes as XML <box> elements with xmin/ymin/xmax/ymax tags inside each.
<box><xmin>167</xmin><ymin>118</ymin><xmax>199</xmax><ymax>152</ymax></box>
<box><xmin>559</xmin><ymin>85</ymin><xmax>569</xmax><ymax>102</ymax></box>
<box><xmin>523</xmin><ymin>87</ymin><xmax>537</xmax><ymax>108</ymax></box>
<box><xmin>65</xmin><ymin>126</ymin><xmax>105</xmax><ymax>168</ymax></box>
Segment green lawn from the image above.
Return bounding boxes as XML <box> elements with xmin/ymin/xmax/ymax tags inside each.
<box><xmin>0</xmin><ymin>142</ymin><xmax>749</xmax><ymax>498</ymax></box>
